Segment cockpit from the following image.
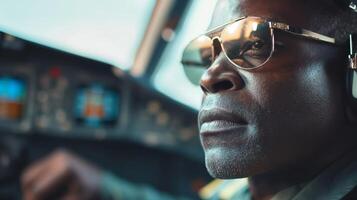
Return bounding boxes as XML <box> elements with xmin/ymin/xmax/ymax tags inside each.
<box><xmin>0</xmin><ymin>1</ymin><xmax>219</xmax><ymax>199</ymax></box>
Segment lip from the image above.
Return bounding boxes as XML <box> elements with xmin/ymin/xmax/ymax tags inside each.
<box><xmin>198</xmin><ymin>108</ymin><xmax>248</xmax><ymax>135</ymax></box>
<box><xmin>200</xmin><ymin>120</ymin><xmax>246</xmax><ymax>133</ymax></box>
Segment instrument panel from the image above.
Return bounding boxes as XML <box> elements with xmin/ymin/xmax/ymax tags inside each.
<box><xmin>34</xmin><ymin>62</ymin><xmax>128</xmax><ymax>139</ymax></box>
<box><xmin>0</xmin><ymin>59</ymin><xmax>129</xmax><ymax>137</ymax></box>
<box><xmin>0</xmin><ymin>33</ymin><xmax>203</xmax><ymax>160</ymax></box>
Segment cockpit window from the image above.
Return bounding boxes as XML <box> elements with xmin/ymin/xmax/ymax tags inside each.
<box><xmin>0</xmin><ymin>0</ymin><xmax>155</xmax><ymax>69</ymax></box>
<box><xmin>152</xmin><ymin>0</ymin><xmax>218</xmax><ymax>109</ymax></box>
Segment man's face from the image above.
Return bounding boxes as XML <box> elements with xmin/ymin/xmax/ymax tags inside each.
<box><xmin>198</xmin><ymin>0</ymin><xmax>346</xmax><ymax>178</ymax></box>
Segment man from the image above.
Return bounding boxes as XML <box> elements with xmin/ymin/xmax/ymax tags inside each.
<box><xmin>22</xmin><ymin>0</ymin><xmax>357</xmax><ymax>199</ymax></box>
<box><xmin>188</xmin><ymin>0</ymin><xmax>357</xmax><ymax>199</ymax></box>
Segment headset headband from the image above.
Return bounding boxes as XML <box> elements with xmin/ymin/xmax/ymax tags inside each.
<box><xmin>335</xmin><ymin>0</ymin><xmax>357</xmax><ymax>11</ymax></box>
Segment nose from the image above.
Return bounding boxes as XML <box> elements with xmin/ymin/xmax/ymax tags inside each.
<box><xmin>200</xmin><ymin>38</ymin><xmax>245</xmax><ymax>94</ymax></box>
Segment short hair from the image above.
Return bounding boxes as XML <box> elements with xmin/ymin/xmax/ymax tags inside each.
<box><xmin>229</xmin><ymin>0</ymin><xmax>357</xmax><ymax>44</ymax></box>
<box><xmin>310</xmin><ymin>0</ymin><xmax>357</xmax><ymax>44</ymax></box>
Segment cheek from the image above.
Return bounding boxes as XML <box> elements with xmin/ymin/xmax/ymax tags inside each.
<box><xmin>244</xmin><ymin>62</ymin><xmax>345</xmax><ymax>161</ymax></box>
<box><xmin>250</xmin><ymin>61</ymin><xmax>342</xmax><ymax>124</ymax></box>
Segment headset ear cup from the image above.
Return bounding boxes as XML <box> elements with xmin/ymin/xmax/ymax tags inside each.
<box><xmin>346</xmin><ymin>33</ymin><xmax>357</xmax><ymax>119</ymax></box>
<box><xmin>346</xmin><ymin>68</ymin><xmax>357</xmax><ymax>116</ymax></box>
<box><xmin>352</xmin><ymin>70</ymin><xmax>357</xmax><ymax>99</ymax></box>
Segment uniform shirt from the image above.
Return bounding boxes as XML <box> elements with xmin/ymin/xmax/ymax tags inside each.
<box><xmin>214</xmin><ymin>149</ymin><xmax>357</xmax><ymax>200</ymax></box>
<box><xmin>99</xmin><ymin>149</ymin><xmax>357</xmax><ymax>200</ymax></box>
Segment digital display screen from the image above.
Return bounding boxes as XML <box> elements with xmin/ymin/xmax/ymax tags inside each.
<box><xmin>74</xmin><ymin>84</ymin><xmax>119</xmax><ymax>127</ymax></box>
<box><xmin>0</xmin><ymin>77</ymin><xmax>26</xmax><ymax>120</ymax></box>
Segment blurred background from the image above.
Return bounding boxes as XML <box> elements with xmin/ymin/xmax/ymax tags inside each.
<box><xmin>0</xmin><ymin>0</ymin><xmax>220</xmax><ymax>199</ymax></box>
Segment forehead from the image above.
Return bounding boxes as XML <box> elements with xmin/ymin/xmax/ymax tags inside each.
<box><xmin>209</xmin><ymin>0</ymin><xmax>315</xmax><ymax>30</ymax></box>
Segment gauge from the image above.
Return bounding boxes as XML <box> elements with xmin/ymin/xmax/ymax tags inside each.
<box><xmin>0</xmin><ymin>77</ymin><xmax>26</xmax><ymax>120</ymax></box>
<box><xmin>74</xmin><ymin>84</ymin><xmax>119</xmax><ymax>128</ymax></box>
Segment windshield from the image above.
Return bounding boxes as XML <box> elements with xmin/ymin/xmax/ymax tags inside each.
<box><xmin>0</xmin><ymin>0</ymin><xmax>155</xmax><ymax>69</ymax></box>
<box><xmin>152</xmin><ymin>0</ymin><xmax>218</xmax><ymax>109</ymax></box>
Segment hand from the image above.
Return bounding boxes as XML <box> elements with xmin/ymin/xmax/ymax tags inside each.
<box><xmin>21</xmin><ymin>149</ymin><xmax>102</xmax><ymax>200</ymax></box>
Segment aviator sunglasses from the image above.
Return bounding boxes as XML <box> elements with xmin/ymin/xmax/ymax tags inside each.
<box><xmin>181</xmin><ymin>16</ymin><xmax>336</xmax><ymax>85</ymax></box>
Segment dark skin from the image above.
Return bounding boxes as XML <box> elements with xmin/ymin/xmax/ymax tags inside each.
<box><xmin>21</xmin><ymin>149</ymin><xmax>102</xmax><ymax>200</ymax></box>
<box><xmin>199</xmin><ymin>0</ymin><xmax>357</xmax><ymax>199</ymax></box>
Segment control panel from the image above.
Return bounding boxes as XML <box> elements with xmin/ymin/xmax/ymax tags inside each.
<box><xmin>0</xmin><ymin>32</ymin><xmax>202</xmax><ymax>160</ymax></box>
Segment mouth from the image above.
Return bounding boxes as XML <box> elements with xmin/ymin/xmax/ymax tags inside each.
<box><xmin>198</xmin><ymin>108</ymin><xmax>248</xmax><ymax>135</ymax></box>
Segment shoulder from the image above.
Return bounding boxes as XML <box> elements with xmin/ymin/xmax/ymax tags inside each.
<box><xmin>342</xmin><ymin>186</ymin><xmax>357</xmax><ymax>200</ymax></box>
<box><xmin>294</xmin><ymin>149</ymin><xmax>357</xmax><ymax>200</ymax></box>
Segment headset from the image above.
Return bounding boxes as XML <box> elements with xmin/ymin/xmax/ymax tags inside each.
<box><xmin>347</xmin><ymin>34</ymin><xmax>357</xmax><ymax>112</ymax></box>
<box><xmin>339</xmin><ymin>0</ymin><xmax>357</xmax><ymax>11</ymax></box>
<box><xmin>337</xmin><ymin>0</ymin><xmax>357</xmax><ymax>113</ymax></box>
<box><xmin>346</xmin><ymin>0</ymin><xmax>357</xmax><ymax>113</ymax></box>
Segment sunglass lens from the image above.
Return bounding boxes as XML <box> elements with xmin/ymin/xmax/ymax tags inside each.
<box><xmin>221</xmin><ymin>18</ymin><xmax>273</xmax><ymax>69</ymax></box>
<box><xmin>181</xmin><ymin>35</ymin><xmax>212</xmax><ymax>85</ymax></box>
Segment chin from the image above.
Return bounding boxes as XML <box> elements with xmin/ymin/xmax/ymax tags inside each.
<box><xmin>204</xmin><ymin>145</ymin><xmax>266</xmax><ymax>179</ymax></box>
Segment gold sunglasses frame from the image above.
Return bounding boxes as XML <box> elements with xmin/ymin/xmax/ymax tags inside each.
<box><xmin>184</xmin><ymin>16</ymin><xmax>336</xmax><ymax>71</ymax></box>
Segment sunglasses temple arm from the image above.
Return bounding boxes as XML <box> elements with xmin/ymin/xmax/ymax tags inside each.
<box><xmin>270</xmin><ymin>22</ymin><xmax>336</xmax><ymax>44</ymax></box>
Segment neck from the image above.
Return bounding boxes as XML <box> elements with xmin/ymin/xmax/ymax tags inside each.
<box><xmin>248</xmin><ymin>167</ymin><xmax>318</xmax><ymax>200</ymax></box>
<box><xmin>248</xmin><ymin>139</ymin><xmax>357</xmax><ymax>200</ymax></box>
